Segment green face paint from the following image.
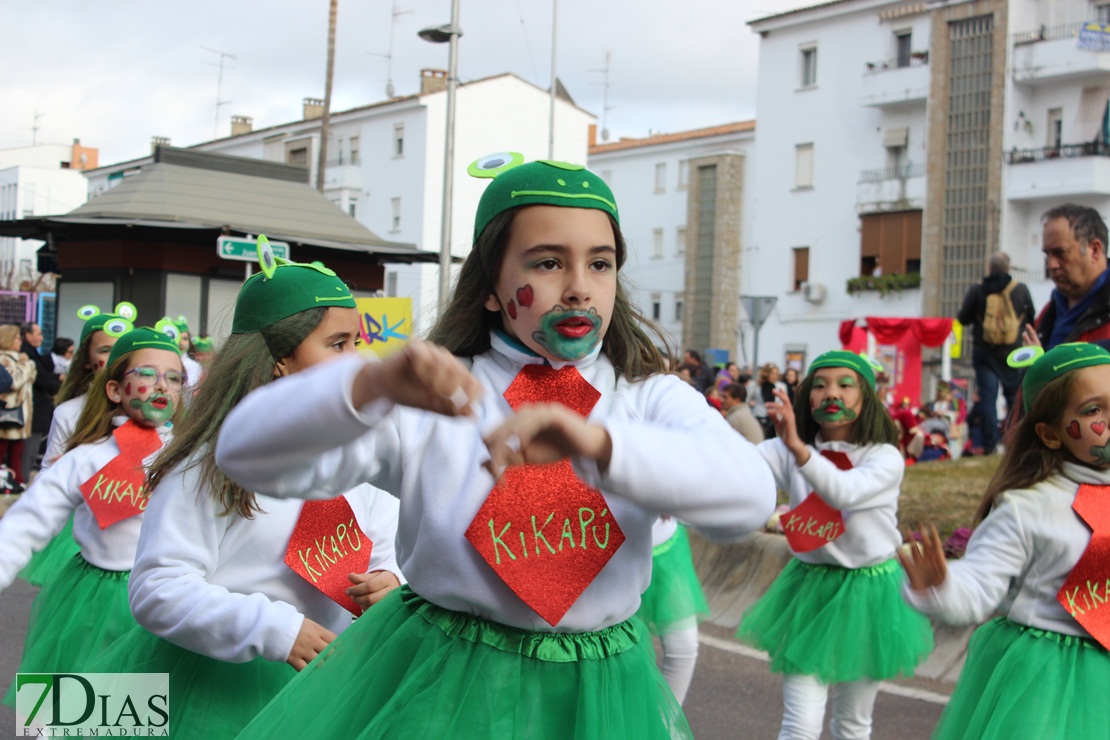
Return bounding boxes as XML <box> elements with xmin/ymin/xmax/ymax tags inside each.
<box><xmin>1088</xmin><ymin>441</ymin><xmax>1110</xmax><ymax>467</ymax></box>
<box><xmin>531</xmin><ymin>307</ymin><xmax>603</xmax><ymax>361</ymax></box>
<box><xmin>129</xmin><ymin>394</ymin><xmax>175</xmax><ymax>425</ymax></box>
<box><xmin>811</xmin><ymin>400</ymin><xmax>859</xmax><ymax>424</ymax></box>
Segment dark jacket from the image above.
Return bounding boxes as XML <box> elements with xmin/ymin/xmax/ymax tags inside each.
<box><xmin>21</xmin><ymin>340</ymin><xmax>61</xmax><ymax>434</ymax></box>
<box><xmin>1035</xmin><ymin>272</ymin><xmax>1110</xmax><ymax>349</ymax></box>
<box><xmin>957</xmin><ymin>273</ymin><xmax>1036</xmax><ymax>355</ymax></box>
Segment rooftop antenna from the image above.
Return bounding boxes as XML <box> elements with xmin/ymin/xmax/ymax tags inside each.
<box><xmin>588</xmin><ymin>51</ymin><xmax>614</xmax><ymax>142</ymax></box>
<box><xmin>201</xmin><ymin>46</ymin><xmax>237</xmax><ymax>138</ymax></box>
<box><xmin>369</xmin><ymin>0</ymin><xmax>412</xmax><ymax>98</ymax></box>
<box><xmin>25</xmin><ymin>111</ymin><xmax>44</xmax><ymax>146</ymax></box>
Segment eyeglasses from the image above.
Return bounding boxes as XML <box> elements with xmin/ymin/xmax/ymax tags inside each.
<box><xmin>123</xmin><ymin>366</ymin><xmax>186</xmax><ymax>388</ymax></box>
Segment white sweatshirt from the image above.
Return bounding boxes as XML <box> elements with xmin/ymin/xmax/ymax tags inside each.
<box><xmin>216</xmin><ymin>334</ymin><xmax>776</xmax><ymax>633</ymax></box>
<box><xmin>902</xmin><ymin>461</ymin><xmax>1107</xmax><ymax>638</ymax></box>
<box><xmin>41</xmin><ymin>395</ymin><xmax>85</xmax><ymax>472</ymax></box>
<box><xmin>0</xmin><ymin>417</ymin><xmax>171</xmax><ymax>589</ymax></box>
<box><xmin>758</xmin><ymin>436</ymin><xmax>905</xmax><ymax>569</ymax></box>
<box><xmin>129</xmin><ymin>456</ymin><xmax>402</xmax><ymax>664</ymax></box>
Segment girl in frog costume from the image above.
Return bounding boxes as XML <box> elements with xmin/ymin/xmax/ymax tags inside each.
<box><xmin>218</xmin><ymin>154</ymin><xmax>776</xmax><ymax>738</ymax></box>
<box><xmin>737</xmin><ymin>350</ymin><xmax>932</xmax><ymax>740</ymax></box>
<box><xmin>0</xmin><ymin>326</ymin><xmax>184</xmax><ymax>709</ymax></box>
<box><xmin>90</xmin><ymin>250</ymin><xmax>402</xmax><ymax>739</ymax></box>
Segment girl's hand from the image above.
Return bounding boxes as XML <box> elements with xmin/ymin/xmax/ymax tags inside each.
<box><xmin>1021</xmin><ymin>323</ymin><xmax>1041</xmax><ymax>348</ymax></box>
<box><xmin>286</xmin><ymin>618</ymin><xmax>337</xmax><ymax>671</ymax></box>
<box><xmin>346</xmin><ymin>570</ymin><xmax>401</xmax><ymax>612</ymax></box>
<box><xmin>353</xmin><ymin>341</ymin><xmax>483</xmax><ymax>417</ymax></box>
<box><xmin>483</xmin><ymin>403</ymin><xmax>611</xmax><ymax>480</ymax></box>
<box><xmin>897</xmin><ymin>523</ymin><xmax>948</xmax><ymax>592</ymax></box>
<box><xmin>767</xmin><ymin>388</ymin><xmax>808</xmax><ymax>464</ymax></box>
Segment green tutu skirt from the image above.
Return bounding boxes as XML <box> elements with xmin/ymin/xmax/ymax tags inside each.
<box><xmin>89</xmin><ymin>624</ymin><xmax>295</xmax><ymax>739</ymax></box>
<box><xmin>237</xmin><ymin>585</ymin><xmax>691</xmax><ymax>739</ymax></box>
<box><xmin>736</xmin><ymin>558</ymin><xmax>933</xmax><ymax>683</ymax></box>
<box><xmin>636</xmin><ymin>525</ymin><xmax>710</xmax><ymax>636</ymax></box>
<box><xmin>17</xmin><ymin>513</ymin><xmax>80</xmax><ymax>586</ymax></box>
<box><xmin>3</xmin><ymin>554</ymin><xmax>132</xmax><ymax>708</ymax></box>
<box><xmin>933</xmin><ymin>617</ymin><xmax>1110</xmax><ymax>740</ymax></box>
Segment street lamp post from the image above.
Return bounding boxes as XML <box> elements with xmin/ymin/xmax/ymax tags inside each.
<box><xmin>419</xmin><ymin>0</ymin><xmax>462</xmax><ymax>312</ymax></box>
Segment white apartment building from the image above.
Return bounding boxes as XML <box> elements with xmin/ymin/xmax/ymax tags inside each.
<box><xmin>84</xmin><ymin>72</ymin><xmax>596</xmax><ymax>332</ymax></box>
<box><xmin>589</xmin><ymin>123</ymin><xmax>756</xmax><ymax>356</ymax></box>
<box><xmin>0</xmin><ymin>141</ymin><xmax>98</xmax><ymax>290</ymax></box>
<box><xmin>746</xmin><ymin>0</ymin><xmax>1110</xmax><ymax>375</ymax></box>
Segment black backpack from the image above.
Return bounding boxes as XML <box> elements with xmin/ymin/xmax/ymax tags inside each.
<box><xmin>0</xmin><ymin>364</ymin><xmax>12</xmax><ymax>394</ymax></box>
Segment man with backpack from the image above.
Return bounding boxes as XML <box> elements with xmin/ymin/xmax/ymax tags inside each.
<box><xmin>957</xmin><ymin>251</ymin><xmax>1035</xmax><ymax>454</ymax></box>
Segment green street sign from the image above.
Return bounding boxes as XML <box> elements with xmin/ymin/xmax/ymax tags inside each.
<box><xmin>217</xmin><ymin>236</ymin><xmax>289</xmax><ymax>262</ymax></box>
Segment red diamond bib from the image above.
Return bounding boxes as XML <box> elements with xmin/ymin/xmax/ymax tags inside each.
<box><xmin>781</xmin><ymin>450</ymin><xmax>851</xmax><ymax>553</ymax></box>
<box><xmin>465</xmin><ymin>364</ymin><xmax>625</xmax><ymax>626</ymax></box>
<box><xmin>284</xmin><ymin>497</ymin><xmax>372</xmax><ymax>616</ymax></box>
<box><xmin>80</xmin><ymin>421</ymin><xmax>163</xmax><ymax>530</ymax></box>
<box><xmin>1056</xmin><ymin>483</ymin><xmax>1110</xmax><ymax>649</ymax></box>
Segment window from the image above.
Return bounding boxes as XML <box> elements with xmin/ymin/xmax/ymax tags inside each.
<box><xmin>677</xmin><ymin>161</ymin><xmax>689</xmax><ymax>191</ymax></box>
<box><xmin>651</xmin><ymin>293</ymin><xmax>661</xmax><ymax>321</ymax></box>
<box><xmin>674</xmin><ymin>299</ymin><xmax>683</xmax><ymax>322</ymax></box>
<box><xmin>350</xmin><ymin>136</ymin><xmax>360</xmax><ymax>165</ymax></box>
<box><xmin>895</xmin><ymin>31</ymin><xmax>912</xmax><ymax>68</ymax></box>
<box><xmin>676</xmin><ymin>226</ymin><xmax>686</xmax><ymax>256</ymax></box>
<box><xmin>348</xmin><ymin>198</ymin><xmax>358</xmax><ymax>218</ymax></box>
<box><xmin>859</xmin><ymin>210</ymin><xmax>922</xmax><ymax>276</ymax></box>
<box><xmin>393</xmin><ymin>124</ymin><xmax>404</xmax><ymax>157</ymax></box>
<box><xmin>287</xmin><ymin>146</ymin><xmax>308</xmax><ymax>167</ymax></box>
<box><xmin>386</xmin><ymin>272</ymin><xmax>398</xmax><ymax>297</ymax></box>
<box><xmin>795</xmin><ymin>143</ymin><xmax>814</xmax><ymax>188</ymax></box>
<box><xmin>1099</xmin><ymin>4</ymin><xmax>1110</xmax><ymax>23</ymax></box>
<box><xmin>337</xmin><ymin>138</ymin><xmax>345</xmax><ymax>165</ymax></box>
<box><xmin>652</xmin><ymin>228</ymin><xmax>664</xmax><ymax>258</ymax></box>
<box><xmin>800</xmin><ymin>46</ymin><xmax>818</xmax><ymax>87</ymax></box>
<box><xmin>1047</xmin><ymin>108</ymin><xmax>1063</xmax><ymax>149</ymax></box>
<box><xmin>654</xmin><ymin>163</ymin><xmax>667</xmax><ymax>193</ymax></box>
<box><xmin>792</xmin><ymin>247</ymin><xmax>810</xmax><ymax>291</ymax></box>
<box><xmin>390</xmin><ymin>198</ymin><xmax>401</xmax><ymax>232</ymax></box>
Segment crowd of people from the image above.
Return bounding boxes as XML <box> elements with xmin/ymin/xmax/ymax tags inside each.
<box><xmin>0</xmin><ymin>159</ymin><xmax>1105</xmax><ymax>740</ymax></box>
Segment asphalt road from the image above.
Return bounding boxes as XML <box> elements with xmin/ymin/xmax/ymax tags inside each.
<box><xmin>0</xmin><ymin>579</ymin><xmax>948</xmax><ymax>738</ymax></box>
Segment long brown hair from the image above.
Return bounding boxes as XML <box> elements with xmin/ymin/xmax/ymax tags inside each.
<box><xmin>55</xmin><ymin>331</ymin><xmax>103</xmax><ymax>405</ymax></box>
<box><xmin>146</xmin><ymin>308</ymin><xmax>327</xmax><ymax>518</ymax></box>
<box><xmin>974</xmin><ymin>372</ymin><xmax>1076</xmax><ymax>525</ymax></box>
<box><xmin>66</xmin><ymin>349</ymin><xmax>186</xmax><ymax>452</ymax></box>
<box><xmin>793</xmin><ymin>369</ymin><xmax>899</xmax><ymax>447</ymax></box>
<box><xmin>427</xmin><ymin>207</ymin><xmax>670</xmax><ymax>380</ymax></box>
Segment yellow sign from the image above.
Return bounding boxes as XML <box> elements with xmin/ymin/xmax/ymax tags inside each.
<box><xmin>355</xmin><ymin>297</ymin><xmax>412</xmax><ymax>358</ymax></box>
<box><xmin>950</xmin><ymin>322</ymin><xmax>963</xmax><ymax>359</ymax></box>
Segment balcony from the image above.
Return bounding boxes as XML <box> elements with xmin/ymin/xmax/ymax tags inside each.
<box><xmin>856</xmin><ymin>163</ymin><xmax>926</xmax><ymax>212</ymax></box>
<box><xmin>1005</xmin><ymin>142</ymin><xmax>1110</xmax><ymax>202</ymax></box>
<box><xmin>323</xmin><ymin>158</ymin><xmax>362</xmax><ymax>191</ymax></box>
<box><xmin>860</xmin><ymin>52</ymin><xmax>930</xmax><ymax>107</ymax></box>
<box><xmin>1012</xmin><ymin>23</ymin><xmax>1110</xmax><ymax>85</ymax></box>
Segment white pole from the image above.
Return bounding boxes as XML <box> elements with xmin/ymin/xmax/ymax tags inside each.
<box><xmin>437</xmin><ymin>0</ymin><xmax>461</xmax><ymax>311</ymax></box>
<box><xmin>548</xmin><ymin>0</ymin><xmax>558</xmax><ymax>159</ymax></box>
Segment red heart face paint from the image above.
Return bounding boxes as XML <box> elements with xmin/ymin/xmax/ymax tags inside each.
<box><xmin>1067</xmin><ymin>420</ymin><xmax>1083</xmax><ymax>439</ymax></box>
<box><xmin>506</xmin><ymin>299</ymin><xmax>517</xmax><ymax>320</ymax></box>
<box><xmin>516</xmin><ymin>285</ymin><xmax>534</xmax><ymax>308</ymax></box>
<box><xmin>1054</xmin><ymin>365</ymin><xmax>1110</xmax><ymax>468</ymax></box>
<box><xmin>1093</xmin><ymin>421</ymin><xmax>1107</xmax><ymax>436</ymax></box>
<box><xmin>124</xmin><ymin>383</ymin><xmax>131</xmax><ymax>395</ymax></box>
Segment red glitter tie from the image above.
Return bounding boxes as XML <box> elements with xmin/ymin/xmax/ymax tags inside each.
<box><xmin>79</xmin><ymin>421</ymin><xmax>163</xmax><ymax>530</ymax></box>
<box><xmin>285</xmin><ymin>497</ymin><xmax>373</xmax><ymax>616</ymax></box>
<box><xmin>1056</xmin><ymin>483</ymin><xmax>1110</xmax><ymax>649</ymax></box>
<box><xmin>781</xmin><ymin>450</ymin><xmax>851</xmax><ymax>553</ymax></box>
<box><xmin>465</xmin><ymin>364</ymin><xmax>625</xmax><ymax>626</ymax></box>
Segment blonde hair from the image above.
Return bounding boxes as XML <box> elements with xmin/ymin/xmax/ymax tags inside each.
<box><xmin>0</xmin><ymin>325</ymin><xmax>20</xmax><ymax>351</ymax></box>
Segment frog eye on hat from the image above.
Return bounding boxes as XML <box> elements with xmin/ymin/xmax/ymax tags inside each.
<box><xmin>114</xmin><ymin>302</ymin><xmax>138</xmax><ymax>321</ymax></box>
<box><xmin>1008</xmin><ymin>345</ymin><xmax>1043</xmax><ymax>368</ymax></box>
<box><xmin>155</xmin><ymin>318</ymin><xmax>181</xmax><ymax>342</ymax></box>
<box><xmin>467</xmin><ymin>152</ymin><xmax>525</xmax><ymax>179</ymax></box>
<box><xmin>257</xmin><ymin>234</ymin><xmax>278</xmax><ymax>279</ymax></box>
<box><xmin>77</xmin><ymin>305</ymin><xmax>100</xmax><ymax>320</ymax></box>
<box><xmin>102</xmin><ymin>317</ymin><xmax>134</xmax><ymax>338</ymax></box>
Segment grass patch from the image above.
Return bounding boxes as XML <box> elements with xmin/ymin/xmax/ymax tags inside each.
<box><xmin>899</xmin><ymin>455</ymin><xmax>1001</xmax><ymax>542</ymax></box>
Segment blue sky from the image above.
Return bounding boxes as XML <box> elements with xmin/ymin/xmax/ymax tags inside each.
<box><xmin>1</xmin><ymin>0</ymin><xmax>813</xmax><ymax>165</ymax></box>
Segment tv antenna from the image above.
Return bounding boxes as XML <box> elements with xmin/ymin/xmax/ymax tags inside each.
<box><xmin>369</xmin><ymin>1</ymin><xmax>412</xmax><ymax>98</ymax></box>
<box><xmin>25</xmin><ymin>111</ymin><xmax>44</xmax><ymax>146</ymax></box>
<box><xmin>201</xmin><ymin>46</ymin><xmax>237</xmax><ymax>138</ymax></box>
<box><xmin>588</xmin><ymin>51</ymin><xmax>614</xmax><ymax>142</ymax></box>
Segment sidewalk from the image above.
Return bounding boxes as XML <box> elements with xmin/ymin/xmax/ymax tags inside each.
<box><xmin>689</xmin><ymin>530</ymin><xmax>976</xmax><ymax>683</ymax></box>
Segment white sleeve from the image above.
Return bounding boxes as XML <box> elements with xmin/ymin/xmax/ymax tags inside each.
<box><xmin>756</xmin><ymin>438</ymin><xmax>795</xmax><ymax>492</ymax></box>
<box><xmin>573</xmin><ymin>375</ymin><xmax>776</xmax><ymax>541</ymax></box>
<box><xmin>350</xmin><ymin>487</ymin><xmax>404</xmax><ymax>583</ymax></box>
<box><xmin>797</xmin><ymin>444</ymin><xmax>903</xmax><ymax>510</ymax></box>
<box><xmin>128</xmin><ymin>465</ymin><xmax>304</xmax><ymax>664</ymax></box>
<box><xmin>901</xmin><ymin>492</ymin><xmax>1031</xmax><ymax>625</ymax></box>
<box><xmin>215</xmin><ymin>356</ymin><xmax>402</xmax><ymax>501</ymax></box>
<box><xmin>42</xmin><ymin>403</ymin><xmax>78</xmax><ymax>472</ymax></box>
<box><xmin>0</xmin><ymin>454</ymin><xmax>83</xmax><ymax>590</ymax></box>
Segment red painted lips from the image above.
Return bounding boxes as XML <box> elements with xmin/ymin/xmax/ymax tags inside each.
<box><xmin>554</xmin><ymin>316</ymin><xmax>594</xmax><ymax>338</ymax></box>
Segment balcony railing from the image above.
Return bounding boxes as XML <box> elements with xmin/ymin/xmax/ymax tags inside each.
<box><xmin>863</xmin><ymin>50</ymin><xmax>929</xmax><ymax>74</ymax></box>
<box><xmin>1004</xmin><ymin>142</ymin><xmax>1110</xmax><ymax>164</ymax></box>
<box><xmin>858</xmin><ymin>162</ymin><xmax>926</xmax><ymax>183</ymax></box>
<box><xmin>1012</xmin><ymin>22</ymin><xmax>1084</xmax><ymax>46</ymax></box>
